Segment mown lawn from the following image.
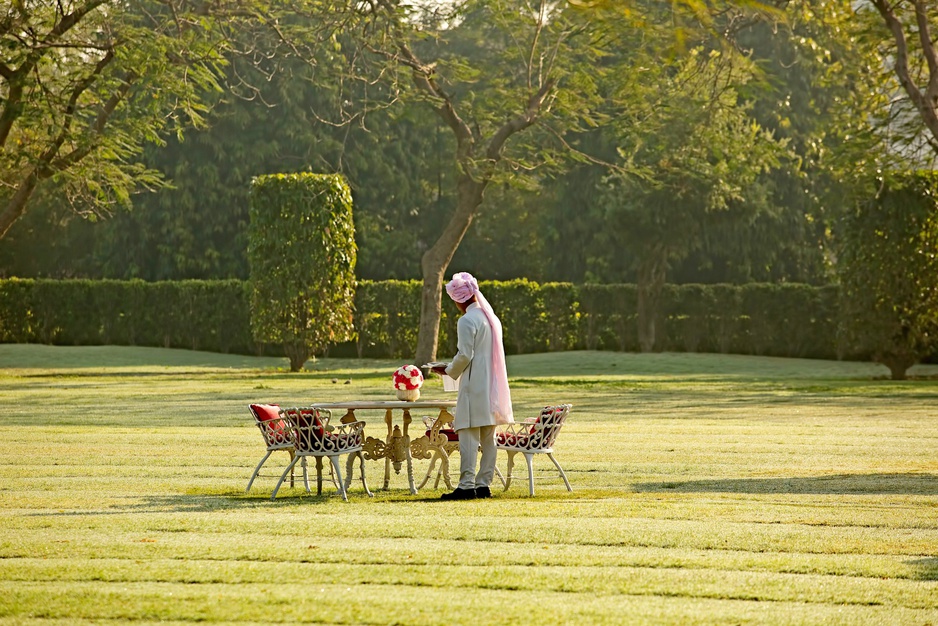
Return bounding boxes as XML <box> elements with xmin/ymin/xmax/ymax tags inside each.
<box><xmin>0</xmin><ymin>345</ymin><xmax>936</xmax><ymax>625</ymax></box>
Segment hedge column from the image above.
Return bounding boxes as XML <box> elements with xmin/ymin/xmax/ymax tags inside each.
<box><xmin>838</xmin><ymin>171</ymin><xmax>938</xmax><ymax>380</ymax></box>
<box><xmin>248</xmin><ymin>173</ymin><xmax>356</xmax><ymax>371</ymax></box>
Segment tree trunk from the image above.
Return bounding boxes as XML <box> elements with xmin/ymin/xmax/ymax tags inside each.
<box><xmin>414</xmin><ymin>177</ymin><xmax>486</xmax><ymax>365</ymax></box>
<box><xmin>0</xmin><ymin>171</ymin><xmax>40</xmax><ymax>239</ymax></box>
<box><xmin>415</xmin><ymin>270</ymin><xmax>446</xmax><ymax>367</ymax></box>
<box><xmin>636</xmin><ymin>252</ymin><xmax>667</xmax><ymax>353</ymax></box>
<box><xmin>887</xmin><ymin>362</ymin><xmax>909</xmax><ymax>381</ymax></box>
<box><xmin>284</xmin><ymin>342</ymin><xmax>309</xmax><ymax>372</ymax></box>
<box><xmin>385</xmin><ymin>26</ymin><xmax>555</xmax><ymax>366</ymax></box>
<box><xmin>877</xmin><ymin>350</ymin><xmax>916</xmax><ymax>381</ymax></box>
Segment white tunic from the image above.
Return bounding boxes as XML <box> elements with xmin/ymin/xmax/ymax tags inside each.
<box><xmin>445</xmin><ymin>303</ymin><xmax>496</xmax><ymax>430</ymax></box>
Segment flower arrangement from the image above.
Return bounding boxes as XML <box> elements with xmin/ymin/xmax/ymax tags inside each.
<box><xmin>392</xmin><ymin>364</ymin><xmax>424</xmax><ymax>401</ymax></box>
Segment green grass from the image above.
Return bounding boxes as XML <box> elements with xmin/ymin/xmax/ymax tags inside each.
<box><xmin>0</xmin><ymin>345</ymin><xmax>936</xmax><ymax>625</ymax></box>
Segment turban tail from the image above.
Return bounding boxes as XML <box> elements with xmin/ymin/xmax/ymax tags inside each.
<box><xmin>445</xmin><ymin>272</ymin><xmax>514</xmax><ymax>424</ymax></box>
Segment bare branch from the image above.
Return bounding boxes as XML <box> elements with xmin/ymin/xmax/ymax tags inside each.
<box><xmin>871</xmin><ymin>0</ymin><xmax>938</xmax><ymax>148</ymax></box>
<box><xmin>913</xmin><ymin>0</ymin><xmax>938</xmax><ymax>105</ymax></box>
<box><xmin>485</xmin><ymin>77</ymin><xmax>555</xmax><ymax>163</ymax></box>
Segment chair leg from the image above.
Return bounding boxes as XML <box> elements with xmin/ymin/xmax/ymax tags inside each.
<box><xmin>417</xmin><ymin>451</ymin><xmax>440</xmax><ymax>490</ymax></box>
<box><xmin>503</xmin><ymin>451</ymin><xmax>516</xmax><ymax>491</ymax></box>
<box><xmin>343</xmin><ymin>451</ymin><xmax>373</xmax><ymax>497</ymax></box>
<box><xmin>329</xmin><ymin>455</ymin><xmax>348</xmax><ymax>502</ymax></box>
<box><xmin>271</xmin><ymin>454</ymin><xmax>302</xmax><ymax>500</ymax></box>
<box><xmin>524</xmin><ymin>453</ymin><xmax>535</xmax><ymax>496</ymax></box>
<box><xmin>345</xmin><ymin>453</ymin><xmax>355</xmax><ymax>492</ymax></box>
<box><xmin>315</xmin><ymin>457</ymin><xmax>324</xmax><ymax>495</ymax></box>
<box><xmin>437</xmin><ymin>447</ymin><xmax>455</xmax><ymax>490</ymax></box>
<box><xmin>246</xmin><ymin>451</ymin><xmax>273</xmax><ymax>492</ymax></box>
<box><xmin>493</xmin><ymin>465</ymin><xmax>506</xmax><ymax>488</ymax></box>
<box><xmin>547</xmin><ymin>453</ymin><xmax>572</xmax><ymax>492</ymax></box>
<box><xmin>301</xmin><ymin>456</ymin><xmax>309</xmax><ymax>492</ymax></box>
<box><xmin>357</xmin><ymin>451</ymin><xmax>373</xmax><ymax>497</ymax></box>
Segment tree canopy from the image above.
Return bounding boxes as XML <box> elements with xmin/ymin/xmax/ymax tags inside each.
<box><xmin>0</xmin><ymin>0</ymin><xmax>347</xmax><ymax>239</ymax></box>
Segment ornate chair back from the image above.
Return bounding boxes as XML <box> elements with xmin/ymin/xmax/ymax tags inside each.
<box><xmin>495</xmin><ymin>403</ymin><xmax>573</xmax><ymax>496</ymax></box>
<box><xmin>526</xmin><ymin>404</ymin><xmax>570</xmax><ymax>450</ymax></box>
<box><xmin>270</xmin><ymin>407</ymin><xmax>371</xmax><ymax>501</ymax></box>
<box><xmin>245</xmin><ymin>404</ymin><xmax>296</xmax><ymax>493</ymax></box>
<box><xmin>280</xmin><ymin>407</ymin><xmax>365</xmax><ymax>455</ymax></box>
<box><xmin>250</xmin><ymin>404</ymin><xmax>295</xmax><ymax>451</ymax></box>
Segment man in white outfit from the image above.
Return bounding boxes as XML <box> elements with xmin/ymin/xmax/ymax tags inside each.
<box><xmin>432</xmin><ymin>272</ymin><xmax>514</xmax><ymax>500</ymax></box>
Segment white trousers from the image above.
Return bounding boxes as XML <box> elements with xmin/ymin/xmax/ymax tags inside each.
<box><xmin>457</xmin><ymin>425</ymin><xmax>497</xmax><ymax>490</ymax></box>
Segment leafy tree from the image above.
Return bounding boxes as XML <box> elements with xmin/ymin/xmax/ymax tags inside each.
<box><xmin>837</xmin><ymin>171</ymin><xmax>938</xmax><ymax>380</ymax></box>
<box><xmin>348</xmin><ymin>0</ymin><xmax>608</xmax><ymax>364</ymax></box>
<box><xmin>0</xmin><ymin>0</ymin><xmax>345</xmax><ymax>241</ymax></box>
<box><xmin>595</xmin><ymin>49</ymin><xmax>788</xmax><ymax>351</ymax></box>
<box><xmin>1</xmin><ymin>0</ymin><xmax>223</xmax><ymax>239</ymax></box>
<box><xmin>248</xmin><ymin>173</ymin><xmax>356</xmax><ymax>371</ymax></box>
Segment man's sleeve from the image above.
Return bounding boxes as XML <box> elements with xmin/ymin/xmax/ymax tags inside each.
<box><xmin>446</xmin><ymin>316</ymin><xmax>475</xmax><ymax>379</ymax></box>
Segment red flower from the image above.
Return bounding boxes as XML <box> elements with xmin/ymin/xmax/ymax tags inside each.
<box><xmin>392</xmin><ymin>365</ymin><xmax>423</xmax><ymax>390</ymax></box>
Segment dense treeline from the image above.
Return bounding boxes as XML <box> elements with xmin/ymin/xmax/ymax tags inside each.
<box><xmin>0</xmin><ymin>1</ymin><xmax>915</xmax><ymax>288</ymax></box>
<box><xmin>0</xmin><ymin>278</ymin><xmax>848</xmax><ymax>361</ymax></box>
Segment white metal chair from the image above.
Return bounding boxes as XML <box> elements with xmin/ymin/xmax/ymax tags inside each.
<box><xmin>271</xmin><ymin>407</ymin><xmax>373</xmax><ymax>501</ymax></box>
<box><xmin>246</xmin><ymin>404</ymin><xmax>297</xmax><ymax>492</ymax></box>
<box><xmin>496</xmin><ymin>404</ymin><xmax>573</xmax><ymax>496</ymax></box>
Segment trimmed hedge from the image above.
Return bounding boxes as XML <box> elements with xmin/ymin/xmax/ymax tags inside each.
<box><xmin>0</xmin><ymin>278</ymin><xmax>849</xmax><ymax>360</ymax></box>
<box><xmin>0</xmin><ymin>279</ymin><xmax>254</xmax><ymax>354</ymax></box>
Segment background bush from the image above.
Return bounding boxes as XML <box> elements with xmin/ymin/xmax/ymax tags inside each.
<box><xmin>0</xmin><ymin>278</ymin><xmax>872</xmax><ymax>362</ymax></box>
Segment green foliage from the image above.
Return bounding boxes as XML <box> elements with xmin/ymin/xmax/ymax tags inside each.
<box><xmin>837</xmin><ymin>171</ymin><xmax>938</xmax><ymax>379</ymax></box>
<box><xmin>576</xmin><ymin>284</ymin><xmax>639</xmax><ymax>352</ymax></box>
<box><xmin>248</xmin><ymin>173</ymin><xmax>356</xmax><ymax>371</ymax></box>
<box><xmin>0</xmin><ymin>0</ymin><xmax>230</xmax><ymax>232</ymax></box>
<box><xmin>0</xmin><ymin>278</ymin><xmax>252</xmax><ymax>352</ymax></box>
<box><xmin>353</xmin><ymin>280</ymin><xmax>422</xmax><ymax>359</ymax></box>
<box><xmin>0</xmin><ymin>0</ymin><xmax>888</xmax><ymax>295</ymax></box>
<box><xmin>0</xmin><ymin>277</ymin><xmax>897</xmax><ymax>365</ymax></box>
<box><xmin>596</xmin><ymin>48</ymin><xmax>788</xmax><ymax>276</ymax></box>
<box><xmin>0</xmin><ymin>278</ymin><xmax>34</xmax><ymax>343</ymax></box>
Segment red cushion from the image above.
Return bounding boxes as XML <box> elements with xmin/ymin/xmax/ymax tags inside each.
<box><xmin>297</xmin><ymin>409</ymin><xmax>326</xmax><ymax>436</ymax></box>
<box><xmin>251</xmin><ymin>404</ymin><xmax>290</xmax><ymax>445</ymax></box>
<box><xmin>250</xmin><ymin>404</ymin><xmax>280</xmax><ymax>422</ymax></box>
<box><xmin>426</xmin><ymin>428</ymin><xmax>459</xmax><ymax>442</ymax></box>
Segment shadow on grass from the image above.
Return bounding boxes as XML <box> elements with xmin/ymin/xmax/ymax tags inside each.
<box><xmin>906</xmin><ymin>557</ymin><xmax>938</xmax><ymax>581</ymax></box>
<box><xmin>633</xmin><ymin>473</ymin><xmax>938</xmax><ymax>496</ymax></box>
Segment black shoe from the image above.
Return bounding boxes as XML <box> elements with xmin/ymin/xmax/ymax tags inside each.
<box><xmin>475</xmin><ymin>486</ymin><xmax>491</xmax><ymax>499</ymax></box>
<box><xmin>440</xmin><ymin>487</ymin><xmax>477</xmax><ymax>500</ymax></box>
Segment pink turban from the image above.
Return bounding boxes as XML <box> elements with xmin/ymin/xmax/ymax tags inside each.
<box><xmin>445</xmin><ymin>272</ymin><xmax>478</xmax><ymax>303</ymax></box>
<box><xmin>445</xmin><ymin>272</ymin><xmax>513</xmax><ymax>424</ymax></box>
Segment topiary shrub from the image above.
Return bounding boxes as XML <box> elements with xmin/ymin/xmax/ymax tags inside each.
<box><xmin>838</xmin><ymin>171</ymin><xmax>938</xmax><ymax>379</ymax></box>
<box><xmin>248</xmin><ymin>173</ymin><xmax>357</xmax><ymax>371</ymax></box>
